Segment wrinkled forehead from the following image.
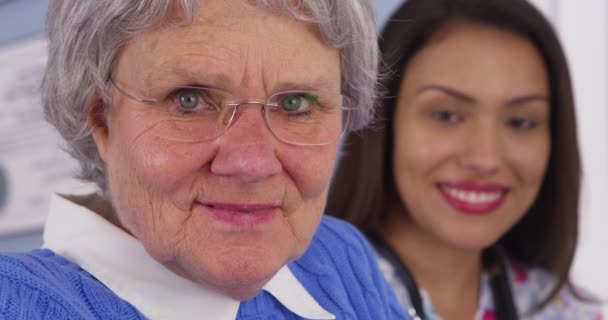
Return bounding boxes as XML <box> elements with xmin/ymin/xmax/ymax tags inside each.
<box><xmin>112</xmin><ymin>0</ymin><xmax>340</xmax><ymax>95</ymax></box>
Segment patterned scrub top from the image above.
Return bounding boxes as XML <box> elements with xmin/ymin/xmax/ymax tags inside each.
<box><xmin>376</xmin><ymin>253</ymin><xmax>604</xmax><ymax>320</ymax></box>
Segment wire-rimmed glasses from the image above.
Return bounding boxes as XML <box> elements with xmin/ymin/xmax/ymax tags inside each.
<box><xmin>109</xmin><ymin>78</ymin><xmax>354</xmax><ymax>146</ymax></box>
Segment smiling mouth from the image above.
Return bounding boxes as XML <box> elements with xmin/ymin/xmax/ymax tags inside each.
<box><xmin>441</xmin><ymin>187</ymin><xmax>502</xmax><ymax>203</ymax></box>
<box><xmin>198</xmin><ymin>202</ymin><xmax>279</xmax><ymax>226</ymax></box>
<box><xmin>437</xmin><ymin>183</ymin><xmax>508</xmax><ymax>215</ymax></box>
<box><xmin>205</xmin><ymin>203</ymin><xmax>277</xmax><ymax>212</ymax></box>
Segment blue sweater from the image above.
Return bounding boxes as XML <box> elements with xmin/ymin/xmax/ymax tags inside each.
<box><xmin>0</xmin><ymin>216</ymin><xmax>407</xmax><ymax>319</ymax></box>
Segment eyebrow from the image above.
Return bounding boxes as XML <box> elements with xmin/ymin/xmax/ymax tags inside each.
<box><xmin>272</xmin><ymin>78</ymin><xmax>336</xmax><ymax>93</ymax></box>
<box><xmin>145</xmin><ymin>60</ymin><xmax>337</xmax><ymax>93</ymax></box>
<box><xmin>504</xmin><ymin>95</ymin><xmax>549</xmax><ymax>107</ymax></box>
<box><xmin>417</xmin><ymin>84</ymin><xmax>475</xmax><ymax>103</ymax></box>
<box><xmin>145</xmin><ymin>67</ymin><xmax>233</xmax><ymax>88</ymax></box>
<box><xmin>416</xmin><ymin>84</ymin><xmax>549</xmax><ymax>107</ymax></box>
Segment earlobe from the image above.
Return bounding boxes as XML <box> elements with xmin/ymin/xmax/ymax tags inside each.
<box><xmin>88</xmin><ymin>99</ymin><xmax>109</xmax><ymax>162</ymax></box>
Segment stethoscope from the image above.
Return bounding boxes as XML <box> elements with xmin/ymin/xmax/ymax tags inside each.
<box><xmin>369</xmin><ymin>234</ymin><xmax>519</xmax><ymax>320</ymax></box>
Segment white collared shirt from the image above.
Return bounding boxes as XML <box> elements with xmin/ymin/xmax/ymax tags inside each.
<box><xmin>42</xmin><ymin>194</ymin><xmax>335</xmax><ymax>320</ymax></box>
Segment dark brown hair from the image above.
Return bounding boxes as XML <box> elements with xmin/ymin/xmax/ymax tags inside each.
<box><xmin>326</xmin><ymin>0</ymin><xmax>581</xmax><ymax>309</ymax></box>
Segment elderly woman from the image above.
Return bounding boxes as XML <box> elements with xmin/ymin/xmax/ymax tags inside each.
<box><xmin>0</xmin><ymin>1</ymin><xmax>408</xmax><ymax>319</ymax></box>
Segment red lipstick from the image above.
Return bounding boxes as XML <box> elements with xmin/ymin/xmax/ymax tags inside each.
<box><xmin>438</xmin><ymin>181</ymin><xmax>508</xmax><ymax>215</ymax></box>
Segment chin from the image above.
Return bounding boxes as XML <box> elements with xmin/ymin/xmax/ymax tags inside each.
<box><xmin>217</xmin><ymin>279</ymin><xmax>270</xmax><ymax>301</ymax></box>
<box><xmin>186</xmin><ymin>251</ymin><xmax>285</xmax><ymax>300</ymax></box>
<box><xmin>445</xmin><ymin>230</ymin><xmax>502</xmax><ymax>252</ymax></box>
<box><xmin>207</xmin><ymin>267</ymin><xmax>277</xmax><ymax>301</ymax></box>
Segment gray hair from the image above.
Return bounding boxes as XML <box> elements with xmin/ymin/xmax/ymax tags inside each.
<box><xmin>42</xmin><ymin>0</ymin><xmax>379</xmax><ymax>191</ymax></box>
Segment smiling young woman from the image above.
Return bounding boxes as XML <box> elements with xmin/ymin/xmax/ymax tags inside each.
<box><xmin>327</xmin><ymin>0</ymin><xmax>603</xmax><ymax>319</ymax></box>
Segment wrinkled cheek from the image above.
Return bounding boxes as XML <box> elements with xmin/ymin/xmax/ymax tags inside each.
<box><xmin>106</xmin><ymin>147</ymin><xmax>191</xmax><ymax>261</ymax></box>
<box><xmin>296</xmin><ymin>178</ymin><xmax>333</xmax><ymax>240</ymax></box>
<box><xmin>132</xmin><ymin>150</ymin><xmax>179</xmax><ymax>190</ymax></box>
<box><xmin>282</xmin><ymin>149</ymin><xmax>335</xmax><ymax>253</ymax></box>
<box><xmin>301</xmin><ymin>190</ymin><xmax>328</xmax><ymax>234</ymax></box>
<box><xmin>106</xmin><ymin>138</ymin><xmax>193</xmax><ymax>226</ymax></box>
<box><xmin>125</xmin><ymin>138</ymin><xmax>207</xmax><ymax>194</ymax></box>
<box><xmin>288</xmin><ymin>147</ymin><xmax>337</xmax><ymax>199</ymax></box>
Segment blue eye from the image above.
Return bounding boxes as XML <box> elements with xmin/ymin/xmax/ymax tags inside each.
<box><xmin>177</xmin><ymin>90</ymin><xmax>200</xmax><ymax>110</ymax></box>
<box><xmin>279</xmin><ymin>93</ymin><xmax>318</xmax><ymax>112</ymax></box>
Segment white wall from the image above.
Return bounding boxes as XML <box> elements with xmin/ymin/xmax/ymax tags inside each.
<box><xmin>529</xmin><ymin>0</ymin><xmax>608</xmax><ymax>301</ymax></box>
<box><xmin>0</xmin><ymin>0</ymin><xmax>49</xmax><ymax>251</ymax></box>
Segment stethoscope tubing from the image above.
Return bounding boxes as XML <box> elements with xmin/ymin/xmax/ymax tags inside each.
<box><xmin>369</xmin><ymin>234</ymin><xmax>518</xmax><ymax>320</ymax></box>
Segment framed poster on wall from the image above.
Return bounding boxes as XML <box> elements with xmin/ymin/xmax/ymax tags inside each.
<box><xmin>0</xmin><ymin>37</ymin><xmax>96</xmax><ymax>236</ymax></box>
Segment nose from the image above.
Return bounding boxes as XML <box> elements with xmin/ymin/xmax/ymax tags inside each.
<box><xmin>458</xmin><ymin>124</ymin><xmax>501</xmax><ymax>176</ymax></box>
<box><xmin>210</xmin><ymin>105</ymin><xmax>282</xmax><ymax>183</ymax></box>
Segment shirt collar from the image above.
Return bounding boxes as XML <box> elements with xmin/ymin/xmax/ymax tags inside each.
<box><xmin>43</xmin><ymin>193</ymin><xmax>334</xmax><ymax>320</ymax></box>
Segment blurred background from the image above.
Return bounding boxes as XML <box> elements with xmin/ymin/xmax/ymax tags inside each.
<box><xmin>0</xmin><ymin>0</ymin><xmax>606</xmax><ymax>307</ymax></box>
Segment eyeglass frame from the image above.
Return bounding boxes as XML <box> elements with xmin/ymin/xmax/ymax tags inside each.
<box><xmin>107</xmin><ymin>76</ymin><xmax>355</xmax><ymax>146</ymax></box>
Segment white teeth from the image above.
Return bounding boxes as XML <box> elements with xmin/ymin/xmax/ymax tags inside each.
<box><xmin>442</xmin><ymin>186</ymin><xmax>502</xmax><ymax>204</ymax></box>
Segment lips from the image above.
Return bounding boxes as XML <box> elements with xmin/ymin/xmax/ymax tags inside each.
<box><xmin>438</xmin><ymin>181</ymin><xmax>508</xmax><ymax>215</ymax></box>
<box><xmin>198</xmin><ymin>202</ymin><xmax>278</xmax><ymax>226</ymax></box>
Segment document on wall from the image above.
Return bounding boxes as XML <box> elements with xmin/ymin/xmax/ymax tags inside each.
<box><xmin>0</xmin><ymin>37</ymin><xmax>96</xmax><ymax>236</ymax></box>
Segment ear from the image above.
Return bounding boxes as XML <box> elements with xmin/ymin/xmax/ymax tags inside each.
<box><xmin>88</xmin><ymin>97</ymin><xmax>110</xmax><ymax>162</ymax></box>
